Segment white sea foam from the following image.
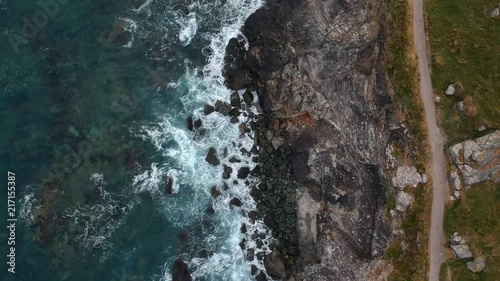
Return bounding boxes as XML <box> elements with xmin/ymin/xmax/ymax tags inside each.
<box><xmin>128</xmin><ymin>0</ymin><xmax>269</xmax><ymax>279</ymax></box>
<box><xmin>64</xmin><ymin>177</ymin><xmax>136</xmax><ymax>263</ymax></box>
<box><xmin>177</xmin><ymin>12</ymin><xmax>198</xmax><ymax>46</ymax></box>
<box><xmin>133</xmin><ymin>163</ymin><xmax>166</xmax><ymax>195</ymax></box>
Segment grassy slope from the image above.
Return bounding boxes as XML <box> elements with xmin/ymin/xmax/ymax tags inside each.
<box><xmin>442</xmin><ymin>182</ymin><xmax>500</xmax><ymax>280</ymax></box>
<box><xmin>425</xmin><ymin>0</ymin><xmax>500</xmax><ymax>279</ymax></box>
<box><xmin>425</xmin><ymin>0</ymin><xmax>500</xmax><ymax>144</ymax></box>
<box><xmin>384</xmin><ymin>0</ymin><xmax>430</xmax><ymax>280</ymax></box>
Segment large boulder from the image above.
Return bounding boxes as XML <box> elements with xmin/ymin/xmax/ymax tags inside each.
<box><xmin>450</xmin><ymin>245</ymin><xmax>473</xmax><ymax>260</ymax></box>
<box><xmin>172</xmin><ymin>260</ymin><xmax>192</xmax><ymax>281</ymax></box>
<box><xmin>467</xmin><ymin>257</ymin><xmax>486</xmax><ymax>273</ymax></box>
<box><xmin>264</xmin><ymin>250</ymin><xmax>286</xmax><ymax>280</ymax></box>
<box><xmin>392</xmin><ymin>166</ymin><xmax>423</xmax><ymax>189</ymax></box>
<box><xmin>448</xmin><ymin>130</ymin><xmax>500</xmax><ymax>186</ymax></box>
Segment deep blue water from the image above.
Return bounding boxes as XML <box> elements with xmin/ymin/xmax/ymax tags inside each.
<box><xmin>0</xmin><ymin>0</ymin><xmax>269</xmax><ymax>280</ymax></box>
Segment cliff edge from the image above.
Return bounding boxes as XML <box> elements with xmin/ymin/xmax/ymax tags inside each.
<box><xmin>224</xmin><ymin>0</ymin><xmax>392</xmax><ymax>279</ymax></box>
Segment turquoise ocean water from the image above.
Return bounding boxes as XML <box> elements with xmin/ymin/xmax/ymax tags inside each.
<box><xmin>0</xmin><ymin>0</ymin><xmax>269</xmax><ymax>280</ymax></box>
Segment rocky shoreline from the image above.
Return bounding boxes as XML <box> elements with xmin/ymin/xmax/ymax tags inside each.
<box><xmin>222</xmin><ymin>0</ymin><xmax>393</xmax><ymax>280</ymax></box>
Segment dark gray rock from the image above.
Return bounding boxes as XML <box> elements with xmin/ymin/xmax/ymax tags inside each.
<box><xmin>223</xmin><ymin>165</ymin><xmax>233</xmax><ymax>179</ymax></box>
<box><xmin>264</xmin><ymin>250</ymin><xmax>287</xmax><ymax>280</ymax></box>
<box><xmin>255</xmin><ymin>272</ymin><xmax>268</xmax><ymax>281</ymax></box>
<box><xmin>165</xmin><ymin>176</ymin><xmax>174</xmax><ymax>195</ymax></box>
<box><xmin>214</xmin><ymin>101</ymin><xmax>232</xmax><ymax>115</ymax></box>
<box><xmin>243</xmin><ymin>90</ymin><xmax>254</xmax><ymax>105</ymax></box>
<box><xmin>238</xmin><ymin>167</ymin><xmax>251</xmax><ymax>179</ymax></box>
<box><xmin>204</xmin><ymin>104</ymin><xmax>215</xmax><ymax>115</ymax></box>
<box><xmin>172</xmin><ymin>260</ymin><xmax>192</xmax><ymax>281</ymax></box>
<box><xmin>186</xmin><ymin>116</ymin><xmax>194</xmax><ymax>131</ymax></box>
<box><xmin>210</xmin><ymin>186</ymin><xmax>221</xmax><ymax>198</ymax></box>
<box><xmin>231</xmin><ymin>92</ymin><xmax>241</xmax><ymax>107</ymax></box>
<box><xmin>230</xmin><ymin>197</ymin><xmax>243</xmax><ymax>207</ymax></box>
<box><xmin>205</xmin><ymin>147</ymin><xmax>220</xmax><ymax>166</ymax></box>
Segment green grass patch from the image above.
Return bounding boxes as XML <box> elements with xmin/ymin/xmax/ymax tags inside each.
<box><xmin>386</xmin><ymin>0</ymin><xmax>425</xmax><ymax>143</ymax></box>
<box><xmin>384</xmin><ymin>0</ymin><xmax>431</xmax><ymax>279</ymax></box>
<box><xmin>442</xmin><ymin>182</ymin><xmax>500</xmax><ymax>280</ymax></box>
<box><xmin>385</xmin><ymin>188</ymin><xmax>430</xmax><ymax>281</ymax></box>
<box><xmin>425</xmin><ymin>0</ymin><xmax>500</xmax><ymax>144</ymax></box>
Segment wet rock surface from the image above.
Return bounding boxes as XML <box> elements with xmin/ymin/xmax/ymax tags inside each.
<box><xmin>172</xmin><ymin>260</ymin><xmax>193</xmax><ymax>281</ymax></box>
<box><xmin>224</xmin><ymin>0</ymin><xmax>392</xmax><ymax>279</ymax></box>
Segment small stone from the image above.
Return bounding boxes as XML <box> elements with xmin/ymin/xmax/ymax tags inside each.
<box><xmin>247</xmin><ymin>248</ymin><xmax>255</xmax><ymax>261</ymax></box>
<box><xmin>395</xmin><ymin>191</ymin><xmax>413</xmax><ymax>212</ymax></box>
<box><xmin>223</xmin><ymin>165</ymin><xmax>233</xmax><ymax>179</ymax></box>
<box><xmin>229</xmin><ymin>156</ymin><xmax>241</xmax><ymax>163</ymax></box>
<box><xmin>230</xmin><ymin>197</ymin><xmax>243</xmax><ymax>207</ymax></box>
<box><xmin>251</xmin><ymin>265</ymin><xmax>258</xmax><ymax>276</ymax></box>
<box><xmin>193</xmin><ymin>119</ymin><xmax>202</xmax><ymax>129</ymax></box>
<box><xmin>255</xmin><ymin>272</ymin><xmax>267</xmax><ymax>281</ymax></box>
<box><xmin>165</xmin><ymin>176</ymin><xmax>175</xmax><ymax>195</ymax></box>
<box><xmin>230</xmin><ymin>92</ymin><xmax>241</xmax><ymax>107</ymax></box>
<box><xmin>264</xmin><ymin>250</ymin><xmax>286</xmax><ymax>279</ymax></box>
<box><xmin>491</xmin><ymin>7</ymin><xmax>499</xmax><ymax>18</ymax></box>
<box><xmin>445</xmin><ymin>84</ymin><xmax>456</xmax><ymax>96</ymax></box>
<box><xmin>186</xmin><ymin>116</ymin><xmax>194</xmax><ymax>131</ymax></box>
<box><xmin>265</xmin><ymin>130</ymin><xmax>274</xmax><ymax>141</ymax></box>
<box><xmin>204</xmin><ymin>104</ymin><xmax>215</xmax><ymax>115</ymax></box>
<box><xmin>238</xmin><ymin>167</ymin><xmax>251</xmax><ymax>179</ymax></box>
<box><xmin>214</xmin><ymin>101</ymin><xmax>231</xmax><ymax>115</ymax></box>
<box><xmin>243</xmin><ymin>90</ymin><xmax>254</xmax><ymax>105</ymax></box>
<box><xmin>392</xmin><ymin>166</ymin><xmax>423</xmax><ymax>189</ymax></box>
<box><xmin>211</xmin><ymin>186</ymin><xmax>222</xmax><ymax>198</ymax></box>
<box><xmin>239</xmin><ymin>123</ymin><xmax>248</xmax><ymax>135</ymax></box>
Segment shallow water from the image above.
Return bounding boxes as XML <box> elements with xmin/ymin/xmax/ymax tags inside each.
<box><xmin>0</xmin><ymin>0</ymin><xmax>269</xmax><ymax>280</ymax></box>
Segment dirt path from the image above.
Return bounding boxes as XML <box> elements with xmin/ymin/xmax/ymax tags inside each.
<box><xmin>411</xmin><ymin>0</ymin><xmax>448</xmax><ymax>280</ymax></box>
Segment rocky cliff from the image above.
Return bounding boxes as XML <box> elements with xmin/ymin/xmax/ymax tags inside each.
<box><xmin>224</xmin><ymin>0</ymin><xmax>392</xmax><ymax>279</ymax></box>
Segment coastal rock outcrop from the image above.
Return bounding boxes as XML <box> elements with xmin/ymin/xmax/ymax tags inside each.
<box><xmin>224</xmin><ymin>0</ymin><xmax>392</xmax><ymax>279</ymax></box>
<box><xmin>448</xmin><ymin>130</ymin><xmax>500</xmax><ymax>188</ymax></box>
<box><xmin>172</xmin><ymin>260</ymin><xmax>193</xmax><ymax>281</ymax></box>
